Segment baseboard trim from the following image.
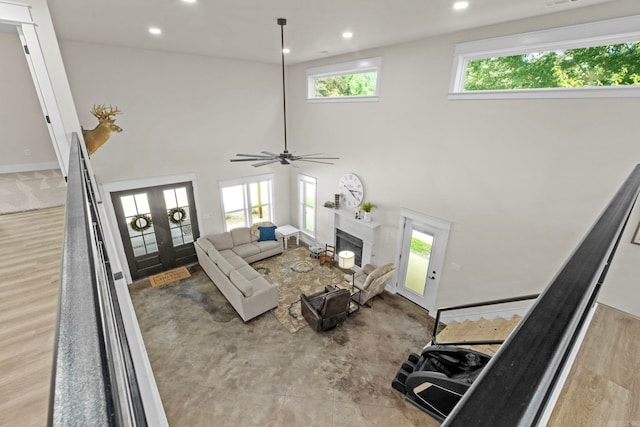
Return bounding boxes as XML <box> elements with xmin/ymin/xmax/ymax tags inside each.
<box><xmin>0</xmin><ymin>162</ymin><xmax>60</xmax><ymax>173</ymax></box>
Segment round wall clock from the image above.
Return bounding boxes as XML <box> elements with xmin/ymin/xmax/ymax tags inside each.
<box><xmin>338</xmin><ymin>173</ymin><xmax>364</xmax><ymax>208</ymax></box>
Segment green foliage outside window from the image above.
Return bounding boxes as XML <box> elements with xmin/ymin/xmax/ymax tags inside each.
<box><xmin>464</xmin><ymin>42</ymin><xmax>640</xmax><ymax>90</ymax></box>
<box><xmin>410</xmin><ymin>237</ymin><xmax>432</xmax><ymax>258</ymax></box>
<box><xmin>315</xmin><ymin>72</ymin><xmax>377</xmax><ymax>97</ymax></box>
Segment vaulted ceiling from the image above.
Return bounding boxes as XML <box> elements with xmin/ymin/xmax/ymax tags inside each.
<box><xmin>47</xmin><ymin>0</ymin><xmax>616</xmax><ymax>64</ymax></box>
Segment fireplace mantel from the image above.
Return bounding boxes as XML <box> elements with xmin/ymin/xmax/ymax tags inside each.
<box><xmin>327</xmin><ymin>208</ymin><xmax>380</xmax><ymax>266</ymax></box>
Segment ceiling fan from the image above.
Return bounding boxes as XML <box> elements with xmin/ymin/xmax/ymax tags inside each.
<box><xmin>230</xmin><ymin>18</ymin><xmax>339</xmax><ymax>167</ymax></box>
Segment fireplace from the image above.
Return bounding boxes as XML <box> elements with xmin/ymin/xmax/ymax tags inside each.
<box><xmin>327</xmin><ymin>208</ymin><xmax>380</xmax><ymax>268</ymax></box>
<box><xmin>336</xmin><ymin>229</ymin><xmax>364</xmax><ymax>267</ymax></box>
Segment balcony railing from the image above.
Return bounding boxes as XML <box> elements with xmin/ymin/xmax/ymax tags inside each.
<box><xmin>48</xmin><ymin>134</ymin><xmax>147</xmax><ymax>426</ymax></box>
<box><xmin>443</xmin><ymin>164</ymin><xmax>640</xmax><ymax>426</ymax></box>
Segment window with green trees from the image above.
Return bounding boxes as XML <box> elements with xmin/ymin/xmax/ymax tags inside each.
<box><xmin>450</xmin><ymin>15</ymin><xmax>640</xmax><ymax>99</ymax></box>
<box><xmin>307</xmin><ymin>57</ymin><xmax>382</xmax><ymax>100</ymax></box>
<box><xmin>314</xmin><ymin>72</ymin><xmax>377</xmax><ymax>97</ymax></box>
<box><xmin>465</xmin><ymin>42</ymin><xmax>640</xmax><ymax>90</ymax></box>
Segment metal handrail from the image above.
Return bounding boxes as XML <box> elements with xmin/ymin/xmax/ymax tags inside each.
<box><xmin>48</xmin><ymin>134</ymin><xmax>147</xmax><ymax>426</ymax></box>
<box><xmin>443</xmin><ymin>164</ymin><xmax>640</xmax><ymax>427</ymax></box>
<box><xmin>431</xmin><ymin>293</ymin><xmax>539</xmax><ymax>346</ymax></box>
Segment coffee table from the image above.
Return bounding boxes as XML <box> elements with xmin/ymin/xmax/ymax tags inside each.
<box><xmin>333</xmin><ymin>281</ymin><xmax>362</xmax><ymax>315</ymax></box>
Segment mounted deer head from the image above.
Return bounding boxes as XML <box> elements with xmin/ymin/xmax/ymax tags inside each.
<box><xmin>82</xmin><ymin>104</ymin><xmax>122</xmax><ymax>155</ymax></box>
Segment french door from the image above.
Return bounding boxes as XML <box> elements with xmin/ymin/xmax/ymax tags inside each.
<box><xmin>111</xmin><ymin>182</ymin><xmax>200</xmax><ymax>280</ymax></box>
<box><xmin>395</xmin><ymin>209</ymin><xmax>451</xmax><ymax>312</ymax></box>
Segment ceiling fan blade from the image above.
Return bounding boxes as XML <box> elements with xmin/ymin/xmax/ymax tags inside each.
<box><xmin>297</xmin><ymin>156</ymin><xmax>341</xmax><ymax>160</ymax></box>
<box><xmin>294</xmin><ymin>153</ymin><xmax>323</xmax><ymax>157</ymax></box>
<box><xmin>252</xmin><ymin>159</ymin><xmax>281</xmax><ymax>167</ymax></box>
<box><xmin>260</xmin><ymin>151</ymin><xmax>279</xmax><ymax>156</ymax></box>
<box><xmin>234</xmin><ymin>153</ymin><xmax>275</xmax><ymax>158</ymax></box>
<box><xmin>230</xmin><ymin>158</ymin><xmax>273</xmax><ymax>162</ymax></box>
<box><xmin>295</xmin><ymin>159</ymin><xmax>336</xmax><ymax>165</ymax></box>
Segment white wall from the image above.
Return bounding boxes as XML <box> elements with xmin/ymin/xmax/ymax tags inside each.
<box><xmin>0</xmin><ymin>32</ymin><xmax>58</xmax><ymax>171</ymax></box>
<box><xmin>55</xmin><ymin>0</ymin><xmax>640</xmax><ymax>316</ymax></box>
<box><xmin>59</xmin><ymin>41</ymin><xmax>292</xmax><ymax>237</ymax></box>
<box><xmin>286</xmin><ymin>0</ymin><xmax>640</xmax><ymax>315</ymax></box>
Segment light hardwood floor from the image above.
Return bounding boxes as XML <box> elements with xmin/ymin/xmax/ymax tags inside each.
<box><xmin>0</xmin><ymin>206</ymin><xmax>65</xmax><ymax>427</ymax></box>
<box><xmin>548</xmin><ymin>304</ymin><xmax>640</xmax><ymax>426</ymax></box>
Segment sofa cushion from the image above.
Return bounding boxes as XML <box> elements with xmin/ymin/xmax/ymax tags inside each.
<box><xmin>237</xmin><ymin>264</ymin><xmax>261</xmax><ymax>281</ymax></box>
<box><xmin>230</xmin><ymin>270</ymin><xmax>253</xmax><ymax>297</ymax></box>
<box><xmin>254</xmin><ymin>240</ymin><xmax>280</xmax><ymax>252</ymax></box>
<box><xmin>196</xmin><ymin>237</ymin><xmax>216</xmax><ymax>255</ymax></box>
<box><xmin>232</xmin><ymin>243</ymin><xmax>260</xmax><ymax>258</ymax></box>
<box><xmin>219</xmin><ymin>249</ymin><xmax>236</xmax><ymax>259</ymax></box>
<box><xmin>226</xmin><ymin>254</ymin><xmax>247</xmax><ymax>270</ymax></box>
<box><xmin>231</xmin><ymin>228</ymin><xmax>252</xmax><ymax>246</ymax></box>
<box><xmin>258</xmin><ymin>225</ymin><xmax>277</xmax><ymax>241</ymax></box>
<box><xmin>208</xmin><ymin>246</ymin><xmax>224</xmax><ymax>264</ymax></box>
<box><xmin>210</xmin><ymin>232</ymin><xmax>234</xmax><ymax>250</ymax></box>
<box><xmin>216</xmin><ymin>257</ymin><xmax>236</xmax><ymax>276</ymax></box>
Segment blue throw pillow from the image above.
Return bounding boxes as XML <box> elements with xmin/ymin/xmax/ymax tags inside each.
<box><xmin>258</xmin><ymin>225</ymin><xmax>277</xmax><ymax>242</ymax></box>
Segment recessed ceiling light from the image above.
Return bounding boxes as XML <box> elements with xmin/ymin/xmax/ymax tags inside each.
<box><xmin>149</xmin><ymin>27</ymin><xmax>162</xmax><ymax>35</ymax></box>
<box><xmin>342</xmin><ymin>31</ymin><xmax>353</xmax><ymax>39</ymax></box>
<box><xmin>282</xmin><ymin>48</ymin><xmax>290</xmax><ymax>54</ymax></box>
<box><xmin>453</xmin><ymin>1</ymin><xmax>469</xmax><ymax>10</ymax></box>
<box><xmin>182</xmin><ymin>0</ymin><xmax>196</xmax><ymax>3</ymax></box>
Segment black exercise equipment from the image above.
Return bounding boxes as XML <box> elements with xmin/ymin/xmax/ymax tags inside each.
<box><xmin>392</xmin><ymin>345</ymin><xmax>491</xmax><ymax>422</ymax></box>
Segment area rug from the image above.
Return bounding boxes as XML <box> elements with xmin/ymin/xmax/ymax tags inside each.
<box><xmin>251</xmin><ymin>247</ymin><xmax>348</xmax><ymax>333</ymax></box>
<box><xmin>149</xmin><ymin>266</ymin><xmax>191</xmax><ymax>288</ymax></box>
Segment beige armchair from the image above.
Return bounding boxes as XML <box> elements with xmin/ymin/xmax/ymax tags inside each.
<box><xmin>353</xmin><ymin>263</ymin><xmax>396</xmax><ymax>306</ymax></box>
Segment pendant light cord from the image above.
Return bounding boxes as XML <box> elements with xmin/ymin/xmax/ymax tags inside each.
<box><xmin>279</xmin><ymin>19</ymin><xmax>288</xmax><ymax>153</ymax></box>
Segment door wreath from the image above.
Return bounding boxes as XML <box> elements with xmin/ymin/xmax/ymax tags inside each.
<box><xmin>130</xmin><ymin>213</ymin><xmax>153</xmax><ymax>232</ymax></box>
<box><xmin>168</xmin><ymin>207</ymin><xmax>187</xmax><ymax>225</ymax></box>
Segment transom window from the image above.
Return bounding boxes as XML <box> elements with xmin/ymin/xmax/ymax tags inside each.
<box><xmin>298</xmin><ymin>174</ymin><xmax>317</xmax><ymax>237</ymax></box>
<box><xmin>220</xmin><ymin>174</ymin><xmax>273</xmax><ymax>231</ymax></box>
<box><xmin>307</xmin><ymin>57</ymin><xmax>382</xmax><ymax>102</ymax></box>
<box><xmin>450</xmin><ymin>15</ymin><xmax>640</xmax><ymax>99</ymax></box>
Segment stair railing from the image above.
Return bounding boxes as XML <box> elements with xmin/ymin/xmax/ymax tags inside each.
<box><xmin>48</xmin><ymin>134</ymin><xmax>147</xmax><ymax>426</ymax></box>
<box><xmin>443</xmin><ymin>164</ymin><xmax>640</xmax><ymax>427</ymax></box>
<box><xmin>432</xmin><ymin>293</ymin><xmax>539</xmax><ymax>347</ymax></box>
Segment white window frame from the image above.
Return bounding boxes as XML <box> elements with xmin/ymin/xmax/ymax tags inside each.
<box><xmin>219</xmin><ymin>174</ymin><xmax>274</xmax><ymax>231</ymax></box>
<box><xmin>298</xmin><ymin>174</ymin><xmax>317</xmax><ymax>238</ymax></box>
<box><xmin>449</xmin><ymin>14</ymin><xmax>640</xmax><ymax>100</ymax></box>
<box><xmin>306</xmin><ymin>57</ymin><xmax>382</xmax><ymax>102</ymax></box>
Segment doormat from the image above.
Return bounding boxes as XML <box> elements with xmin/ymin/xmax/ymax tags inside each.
<box><xmin>149</xmin><ymin>267</ymin><xmax>191</xmax><ymax>288</ymax></box>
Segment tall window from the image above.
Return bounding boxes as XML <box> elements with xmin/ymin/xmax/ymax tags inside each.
<box><xmin>449</xmin><ymin>15</ymin><xmax>640</xmax><ymax>99</ymax></box>
<box><xmin>307</xmin><ymin>57</ymin><xmax>382</xmax><ymax>102</ymax></box>
<box><xmin>220</xmin><ymin>174</ymin><xmax>273</xmax><ymax>231</ymax></box>
<box><xmin>298</xmin><ymin>174</ymin><xmax>316</xmax><ymax>237</ymax></box>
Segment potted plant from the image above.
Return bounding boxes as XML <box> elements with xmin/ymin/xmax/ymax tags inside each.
<box><xmin>360</xmin><ymin>201</ymin><xmax>377</xmax><ymax>222</ymax></box>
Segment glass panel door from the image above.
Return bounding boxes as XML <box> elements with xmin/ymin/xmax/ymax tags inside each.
<box><xmin>112</xmin><ymin>181</ymin><xmax>199</xmax><ymax>280</ymax></box>
<box><xmin>396</xmin><ymin>212</ymin><xmax>450</xmax><ymax>312</ymax></box>
<box><xmin>404</xmin><ymin>230</ymin><xmax>434</xmax><ymax>296</ymax></box>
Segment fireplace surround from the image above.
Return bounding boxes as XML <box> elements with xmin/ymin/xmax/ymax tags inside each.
<box><xmin>327</xmin><ymin>208</ymin><xmax>380</xmax><ymax>267</ymax></box>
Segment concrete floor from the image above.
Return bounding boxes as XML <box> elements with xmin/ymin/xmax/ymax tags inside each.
<box><xmin>129</xmin><ymin>264</ymin><xmax>441</xmax><ymax>426</ymax></box>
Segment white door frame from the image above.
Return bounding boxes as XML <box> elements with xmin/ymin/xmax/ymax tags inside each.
<box><xmin>1</xmin><ymin>1</ymin><xmax>70</xmax><ymax>175</ymax></box>
<box><xmin>101</xmin><ymin>173</ymin><xmax>202</xmax><ymax>284</ymax></box>
<box><xmin>393</xmin><ymin>208</ymin><xmax>451</xmax><ymax>312</ymax></box>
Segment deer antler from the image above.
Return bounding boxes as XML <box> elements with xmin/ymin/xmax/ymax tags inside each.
<box><xmin>90</xmin><ymin>104</ymin><xmax>121</xmax><ymax>120</ymax></box>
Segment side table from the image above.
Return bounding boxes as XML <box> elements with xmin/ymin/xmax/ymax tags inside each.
<box><xmin>276</xmin><ymin>224</ymin><xmax>300</xmax><ymax>249</ymax></box>
<box><xmin>333</xmin><ymin>281</ymin><xmax>362</xmax><ymax>315</ymax></box>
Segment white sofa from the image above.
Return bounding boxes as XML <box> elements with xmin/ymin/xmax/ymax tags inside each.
<box><xmin>195</xmin><ymin>226</ymin><xmax>283</xmax><ymax>321</ymax></box>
